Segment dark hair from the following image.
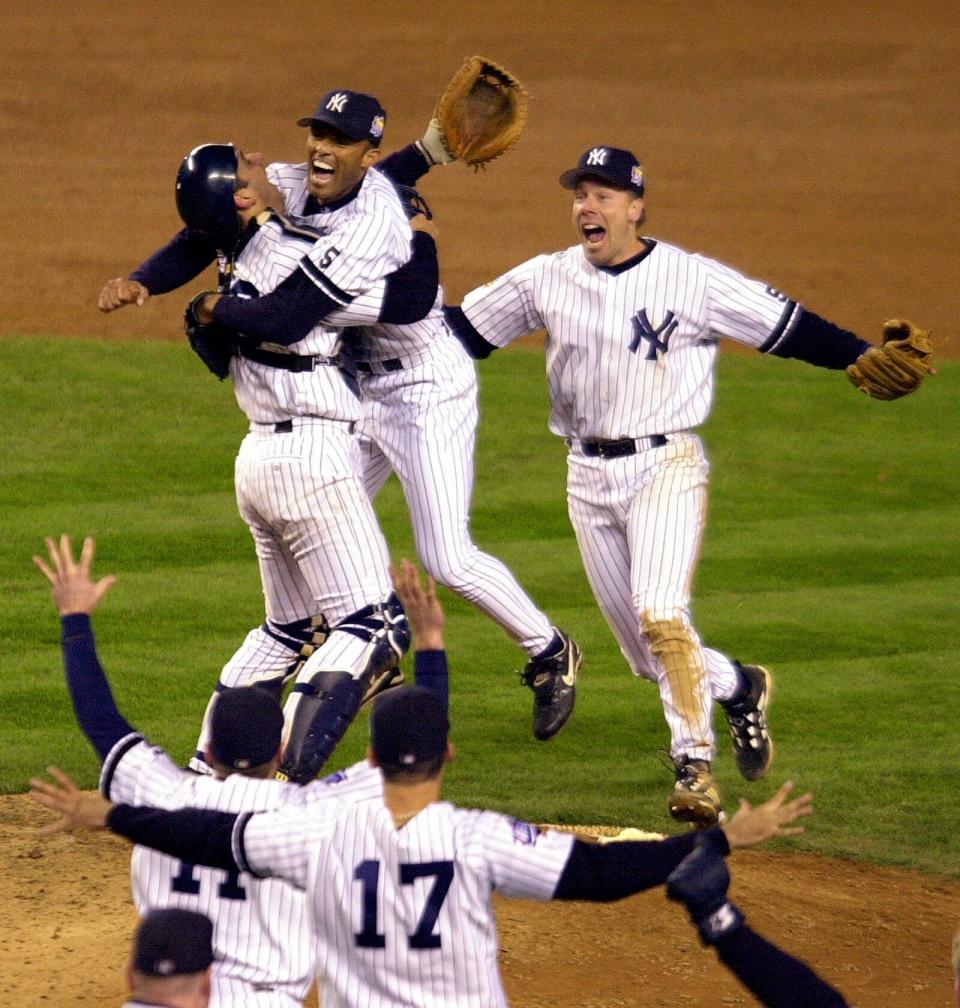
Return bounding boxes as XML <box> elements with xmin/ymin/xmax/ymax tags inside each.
<box><xmin>378</xmin><ymin>751</ymin><xmax>447</xmax><ymax>783</ymax></box>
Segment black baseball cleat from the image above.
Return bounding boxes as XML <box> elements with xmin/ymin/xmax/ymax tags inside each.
<box><xmin>719</xmin><ymin>663</ymin><xmax>774</xmax><ymax>781</ymax></box>
<box><xmin>360</xmin><ymin>665</ymin><xmax>405</xmax><ymax>707</ymax></box>
<box><xmin>520</xmin><ymin>629</ymin><xmax>582</xmax><ymax>740</ymax></box>
<box><xmin>667</xmin><ymin>758</ymin><xmax>723</xmax><ymax>827</ymax></box>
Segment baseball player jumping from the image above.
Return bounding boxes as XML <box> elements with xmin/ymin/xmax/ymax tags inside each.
<box><xmin>442</xmin><ymin>144</ymin><xmax>932</xmax><ymax>826</ymax></box>
<box><xmin>100</xmin><ymin>86</ymin><xmax>582</xmax><ymax>751</ymax></box>
<box><xmin>260</xmin><ymin>94</ymin><xmax>582</xmax><ymax>744</ymax></box>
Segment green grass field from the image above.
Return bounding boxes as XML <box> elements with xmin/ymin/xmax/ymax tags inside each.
<box><xmin>2</xmin><ymin>336</ymin><xmax>957</xmax><ymax>874</ymax></box>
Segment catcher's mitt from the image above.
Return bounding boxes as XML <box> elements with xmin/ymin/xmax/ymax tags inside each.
<box><xmin>184</xmin><ymin>291</ymin><xmax>235</xmax><ymax>380</ymax></box>
<box><xmin>846</xmin><ymin>318</ymin><xmax>934</xmax><ymax>400</ymax></box>
<box><xmin>433</xmin><ymin>55</ymin><xmax>528</xmax><ymax>167</ymax></box>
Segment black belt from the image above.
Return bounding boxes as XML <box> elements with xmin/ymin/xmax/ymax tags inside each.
<box><xmin>579</xmin><ymin>435</ymin><xmax>667</xmax><ymax>458</ymax></box>
<box><xmin>268</xmin><ymin>419</ymin><xmax>355</xmax><ymax>434</ymax></box>
<box><xmin>355</xmin><ymin>358</ymin><xmax>403</xmax><ymax>373</ymax></box>
<box><xmin>238</xmin><ymin>344</ymin><xmax>338</xmax><ymax>373</ymax></box>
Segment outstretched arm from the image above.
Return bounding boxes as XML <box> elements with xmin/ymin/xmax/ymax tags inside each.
<box><xmin>767</xmin><ymin>310</ymin><xmax>933</xmax><ymax>402</ymax></box>
<box><xmin>667</xmin><ymin>833</ymin><xmax>850</xmax><ymax>1007</ymax></box>
<box><xmin>713</xmin><ymin>925</ymin><xmax>851</xmax><ymax>1008</ymax></box>
<box><xmin>99</xmin><ymin>229</ymin><xmax>218</xmax><ymax>311</ymax></box>
<box><xmin>764</xmin><ymin>308</ymin><xmax>870</xmax><ymax>368</ymax></box>
<box><xmin>391</xmin><ymin>559</ymin><xmax>448</xmax><ymax>711</ymax></box>
<box><xmin>554</xmin><ymin>782</ymin><xmax>812</xmax><ymax>901</ymax></box>
<box><xmin>29</xmin><ymin>766</ymin><xmax>240</xmax><ymax>869</ymax></box>
<box><xmin>33</xmin><ymin>537</ymin><xmax>133</xmax><ymax>760</ymax></box>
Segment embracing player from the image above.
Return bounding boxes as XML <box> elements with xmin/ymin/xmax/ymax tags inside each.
<box><xmin>99</xmin><ymin>76</ymin><xmax>582</xmax><ymax>753</ymax></box>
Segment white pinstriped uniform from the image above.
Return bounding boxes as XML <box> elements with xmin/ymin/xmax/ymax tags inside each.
<box><xmin>461</xmin><ymin>238</ymin><xmax>800</xmax><ymax>761</ymax></box>
<box><xmin>267</xmin><ymin>161</ymin><xmax>557</xmax><ymax>657</ymax></box>
<box><xmin>101</xmin><ymin>732</ymin><xmax>383</xmax><ymax>1007</ymax></box>
<box><xmin>226</xmin><ymin>202</ymin><xmax>404</xmax><ymax>627</ymax></box>
<box><xmin>192</xmin><ymin>187</ymin><xmax>411</xmax><ymax>767</ymax></box>
<box><xmin>233</xmin><ymin>796</ymin><xmax>575</xmax><ymax>1008</ymax></box>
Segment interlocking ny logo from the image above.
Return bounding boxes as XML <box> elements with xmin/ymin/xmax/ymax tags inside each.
<box><xmin>326</xmin><ymin>92</ymin><xmax>348</xmax><ymax>113</ymax></box>
<box><xmin>586</xmin><ymin>147</ymin><xmax>608</xmax><ymax>166</ymax></box>
<box><xmin>629</xmin><ymin>309</ymin><xmax>678</xmax><ymax>360</ymax></box>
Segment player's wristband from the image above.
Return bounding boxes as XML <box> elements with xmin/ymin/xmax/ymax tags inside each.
<box><xmin>696</xmin><ymin>901</ymin><xmax>745</xmax><ymax>945</ymax></box>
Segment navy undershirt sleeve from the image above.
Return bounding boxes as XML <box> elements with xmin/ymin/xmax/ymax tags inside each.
<box><xmin>378</xmin><ymin>144</ymin><xmax>432</xmax><ymax>188</ymax></box>
<box><xmin>714</xmin><ymin>923</ymin><xmax>851</xmax><ymax>1007</ymax></box>
<box><xmin>553</xmin><ymin>827</ymin><xmax>724</xmax><ymax>901</ymax></box>
<box><xmin>60</xmin><ymin>614</ymin><xmax>135</xmax><ymax>761</ymax></box>
<box><xmin>412</xmin><ymin>648</ymin><xmax>449</xmax><ymax>714</ymax></box>
<box><xmin>213</xmin><ymin>268</ymin><xmax>341</xmax><ymax>345</ymax></box>
<box><xmin>442</xmin><ymin>305</ymin><xmax>499</xmax><ymax>359</ymax></box>
<box><xmin>766</xmin><ymin>308</ymin><xmax>870</xmax><ymax>369</ymax></box>
<box><xmin>129</xmin><ymin>228</ymin><xmax>218</xmax><ymax>294</ymax></box>
<box><xmin>379</xmin><ymin>233</ymin><xmax>438</xmax><ymax>324</ymax></box>
<box><xmin>107</xmin><ymin>804</ymin><xmax>240</xmax><ymax>871</ymax></box>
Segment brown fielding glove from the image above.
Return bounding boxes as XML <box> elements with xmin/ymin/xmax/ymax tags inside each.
<box><xmin>433</xmin><ymin>56</ymin><xmax>528</xmax><ymax>167</ymax></box>
<box><xmin>845</xmin><ymin>319</ymin><xmax>934</xmax><ymax>400</ymax></box>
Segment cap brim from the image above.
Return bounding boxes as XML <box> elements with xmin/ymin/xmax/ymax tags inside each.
<box><xmin>558</xmin><ymin>168</ymin><xmax>586</xmax><ymax>190</ymax></box>
<box><xmin>296</xmin><ymin>113</ymin><xmax>368</xmax><ymax>143</ymax></box>
<box><xmin>559</xmin><ymin>167</ymin><xmax>641</xmax><ymax>194</ymax></box>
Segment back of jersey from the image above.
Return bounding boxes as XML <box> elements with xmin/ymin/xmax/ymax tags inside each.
<box><xmin>310</xmin><ymin>798</ymin><xmax>573</xmax><ymax>1008</ymax></box>
<box><xmin>105</xmin><ymin>738</ymin><xmax>316</xmax><ymax>1008</ymax></box>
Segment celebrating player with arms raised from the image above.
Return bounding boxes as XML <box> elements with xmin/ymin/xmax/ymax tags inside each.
<box><xmin>443</xmin><ymin>144</ymin><xmax>933</xmax><ymax>826</ymax></box>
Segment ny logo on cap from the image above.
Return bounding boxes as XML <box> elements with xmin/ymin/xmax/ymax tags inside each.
<box><xmin>326</xmin><ymin>92</ymin><xmax>348</xmax><ymax>113</ymax></box>
<box><xmin>586</xmin><ymin>147</ymin><xmax>608</xmax><ymax>166</ymax></box>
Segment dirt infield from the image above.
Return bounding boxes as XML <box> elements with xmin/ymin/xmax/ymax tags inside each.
<box><xmin>3</xmin><ymin>1</ymin><xmax>958</xmax><ymax>1005</ymax></box>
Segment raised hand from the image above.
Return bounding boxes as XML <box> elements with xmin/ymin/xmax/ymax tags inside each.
<box><xmin>33</xmin><ymin>535</ymin><xmax>116</xmax><ymax>616</ymax></box>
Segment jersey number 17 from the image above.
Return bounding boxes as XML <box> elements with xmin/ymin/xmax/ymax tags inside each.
<box><xmin>354</xmin><ymin>859</ymin><xmax>454</xmax><ymax>950</ymax></box>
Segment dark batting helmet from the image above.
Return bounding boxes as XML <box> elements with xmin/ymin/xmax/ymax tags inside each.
<box><xmin>175</xmin><ymin>143</ymin><xmax>240</xmax><ymax>245</ymax></box>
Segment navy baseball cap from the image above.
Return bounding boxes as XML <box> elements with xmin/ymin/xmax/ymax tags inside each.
<box><xmin>559</xmin><ymin>146</ymin><xmax>645</xmax><ymax>196</ymax></box>
<box><xmin>132</xmin><ymin>908</ymin><xmax>214</xmax><ymax>977</ymax></box>
<box><xmin>209</xmin><ymin>687</ymin><xmax>283</xmax><ymax>770</ymax></box>
<box><xmin>370</xmin><ymin>686</ymin><xmax>449</xmax><ymax>767</ymax></box>
<box><xmin>297</xmin><ymin>89</ymin><xmax>387</xmax><ymax>147</ymax></box>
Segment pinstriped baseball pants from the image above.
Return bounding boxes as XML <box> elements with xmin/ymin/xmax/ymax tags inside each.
<box><xmin>235</xmin><ymin>417</ymin><xmax>393</xmax><ymax>626</ymax></box>
<box><xmin>566</xmin><ymin>432</ymin><xmax>738</xmax><ymax>761</ymax></box>
<box><xmin>355</xmin><ymin>338</ymin><xmax>556</xmax><ymax>656</ymax></box>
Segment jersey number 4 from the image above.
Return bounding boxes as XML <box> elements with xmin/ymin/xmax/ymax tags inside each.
<box><xmin>354</xmin><ymin>859</ymin><xmax>454</xmax><ymax>950</ymax></box>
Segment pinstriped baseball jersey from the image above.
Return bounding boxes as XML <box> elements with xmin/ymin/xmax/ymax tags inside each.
<box><xmin>269</xmin><ymin>161</ymin><xmax>439</xmax><ymax>363</ymax></box>
<box><xmin>458</xmin><ymin>235</ymin><xmax>796</xmax><ymax>768</ymax></box>
<box><xmin>267</xmin><ymin>161</ymin><xmax>411</xmax><ymax>301</ymax></box>
<box><xmin>461</xmin><ymin>239</ymin><xmax>799</xmax><ymax>438</ymax></box>
<box><xmin>102</xmin><ymin>734</ymin><xmax>383</xmax><ymax>1008</ymax></box>
<box><xmin>265</xmin><ymin>160</ymin><xmax>558</xmax><ymax>656</ymax></box>
<box><xmin>235</xmin><ymin>797</ymin><xmax>575</xmax><ymax>1008</ymax></box>
<box><xmin>226</xmin><ymin>211</ymin><xmax>359</xmax><ymax>425</ymax></box>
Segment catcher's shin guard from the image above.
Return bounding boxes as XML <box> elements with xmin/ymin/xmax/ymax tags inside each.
<box><xmin>337</xmin><ymin>593</ymin><xmax>411</xmax><ymax>666</ymax></box>
<box><xmin>278</xmin><ymin>596</ymin><xmax>410</xmax><ymax>783</ymax></box>
<box><xmin>279</xmin><ymin>671</ymin><xmax>366</xmax><ymax>785</ymax></box>
<box><xmin>190</xmin><ymin>616</ymin><xmax>329</xmax><ymax>773</ymax></box>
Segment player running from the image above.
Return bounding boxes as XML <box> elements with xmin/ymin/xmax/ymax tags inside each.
<box><xmin>442</xmin><ymin>144</ymin><xmax>932</xmax><ymax>826</ymax></box>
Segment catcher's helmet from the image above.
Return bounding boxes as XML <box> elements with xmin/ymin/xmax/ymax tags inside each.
<box><xmin>175</xmin><ymin>143</ymin><xmax>240</xmax><ymax>245</ymax></box>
